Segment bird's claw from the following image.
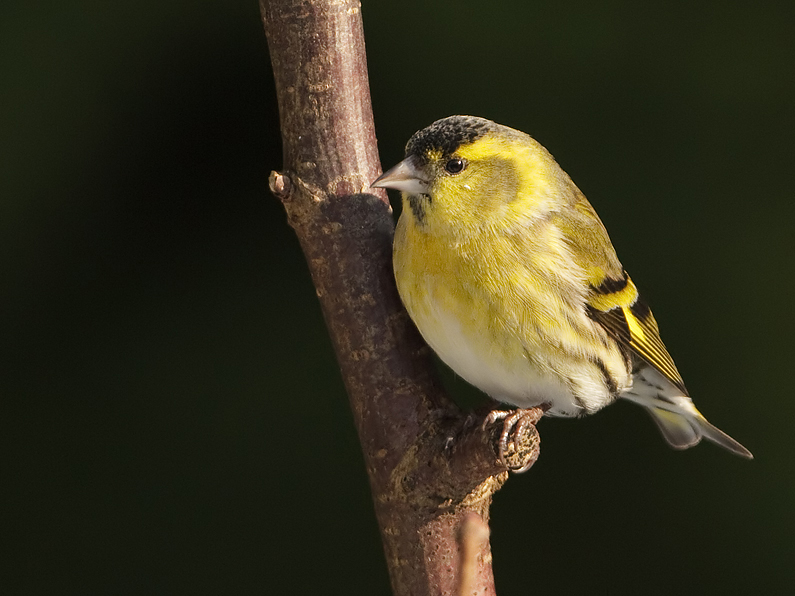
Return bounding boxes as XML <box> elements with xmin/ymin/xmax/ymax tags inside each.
<box><xmin>483</xmin><ymin>407</ymin><xmax>545</xmax><ymax>473</ymax></box>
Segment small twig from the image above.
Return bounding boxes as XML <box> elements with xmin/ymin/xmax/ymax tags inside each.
<box><xmin>268</xmin><ymin>170</ymin><xmax>292</xmax><ymax>201</ymax></box>
<box><xmin>457</xmin><ymin>512</ymin><xmax>492</xmax><ymax>596</ymax></box>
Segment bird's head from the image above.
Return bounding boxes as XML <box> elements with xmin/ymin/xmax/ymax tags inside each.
<box><xmin>372</xmin><ymin>115</ymin><xmax>563</xmax><ymax>235</ymax></box>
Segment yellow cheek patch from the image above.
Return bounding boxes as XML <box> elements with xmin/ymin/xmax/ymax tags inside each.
<box><xmin>456</xmin><ymin>135</ymin><xmax>548</xmax><ymax>201</ymax></box>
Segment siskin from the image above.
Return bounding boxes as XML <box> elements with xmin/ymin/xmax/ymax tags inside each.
<box><xmin>373</xmin><ymin>115</ymin><xmax>752</xmax><ymax>464</ymax></box>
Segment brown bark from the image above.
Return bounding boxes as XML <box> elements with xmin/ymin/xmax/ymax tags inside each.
<box><xmin>260</xmin><ymin>1</ymin><xmax>540</xmax><ymax>593</ymax></box>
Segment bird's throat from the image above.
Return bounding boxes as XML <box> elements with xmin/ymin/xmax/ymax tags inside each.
<box><xmin>407</xmin><ymin>193</ymin><xmax>430</xmax><ymax>225</ymax></box>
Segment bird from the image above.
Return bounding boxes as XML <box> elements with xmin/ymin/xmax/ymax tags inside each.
<box><xmin>372</xmin><ymin>115</ymin><xmax>752</xmax><ymax>468</ymax></box>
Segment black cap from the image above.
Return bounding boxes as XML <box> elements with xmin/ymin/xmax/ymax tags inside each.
<box><xmin>405</xmin><ymin>116</ymin><xmax>497</xmax><ymax>161</ymax></box>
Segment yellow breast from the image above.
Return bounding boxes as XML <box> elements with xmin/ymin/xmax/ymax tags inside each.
<box><xmin>393</xmin><ymin>208</ymin><xmax>584</xmax><ymax>411</ymax></box>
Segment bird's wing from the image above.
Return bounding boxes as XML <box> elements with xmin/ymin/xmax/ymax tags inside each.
<box><xmin>554</xmin><ymin>194</ymin><xmax>687</xmax><ymax>394</ymax></box>
<box><xmin>586</xmin><ymin>271</ymin><xmax>688</xmax><ymax>396</ymax></box>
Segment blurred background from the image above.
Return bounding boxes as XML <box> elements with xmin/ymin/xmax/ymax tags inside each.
<box><xmin>2</xmin><ymin>0</ymin><xmax>793</xmax><ymax>593</ymax></box>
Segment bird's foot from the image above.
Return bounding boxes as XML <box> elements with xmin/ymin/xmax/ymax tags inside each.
<box><xmin>483</xmin><ymin>406</ymin><xmax>546</xmax><ymax>473</ymax></box>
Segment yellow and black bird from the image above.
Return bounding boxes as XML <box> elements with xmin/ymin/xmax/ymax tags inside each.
<box><xmin>373</xmin><ymin>115</ymin><xmax>751</xmax><ymax>464</ymax></box>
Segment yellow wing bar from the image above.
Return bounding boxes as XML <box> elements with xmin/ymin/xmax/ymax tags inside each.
<box><xmin>587</xmin><ymin>272</ymin><xmax>687</xmax><ymax>395</ymax></box>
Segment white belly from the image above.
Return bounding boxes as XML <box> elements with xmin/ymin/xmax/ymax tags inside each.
<box><xmin>415</xmin><ymin>298</ymin><xmax>590</xmax><ymax>417</ymax></box>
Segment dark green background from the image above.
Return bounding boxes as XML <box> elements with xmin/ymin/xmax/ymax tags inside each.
<box><xmin>3</xmin><ymin>0</ymin><xmax>793</xmax><ymax>593</ymax></box>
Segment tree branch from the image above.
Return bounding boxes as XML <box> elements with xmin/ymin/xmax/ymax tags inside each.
<box><xmin>260</xmin><ymin>1</ymin><xmax>540</xmax><ymax>593</ymax></box>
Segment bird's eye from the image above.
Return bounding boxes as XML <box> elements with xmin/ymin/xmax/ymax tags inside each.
<box><xmin>444</xmin><ymin>158</ymin><xmax>466</xmax><ymax>175</ymax></box>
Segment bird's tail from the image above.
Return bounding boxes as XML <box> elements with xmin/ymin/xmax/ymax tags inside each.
<box><xmin>621</xmin><ymin>367</ymin><xmax>753</xmax><ymax>459</ymax></box>
<box><xmin>643</xmin><ymin>404</ymin><xmax>753</xmax><ymax>459</ymax></box>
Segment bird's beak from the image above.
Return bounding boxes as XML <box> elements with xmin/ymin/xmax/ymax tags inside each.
<box><xmin>371</xmin><ymin>155</ymin><xmax>429</xmax><ymax>194</ymax></box>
